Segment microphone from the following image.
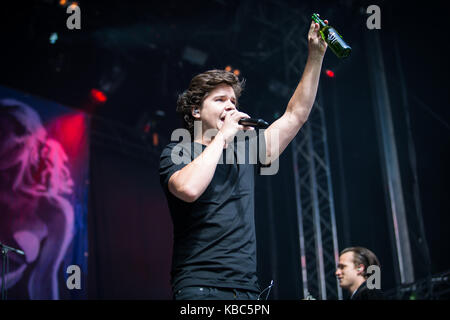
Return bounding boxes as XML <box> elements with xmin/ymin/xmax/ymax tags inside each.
<box><xmin>0</xmin><ymin>242</ymin><xmax>25</xmax><ymax>256</ymax></box>
<box><xmin>238</xmin><ymin>118</ymin><xmax>269</xmax><ymax>129</ymax></box>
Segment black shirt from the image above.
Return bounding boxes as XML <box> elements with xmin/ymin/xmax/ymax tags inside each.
<box><xmin>350</xmin><ymin>281</ymin><xmax>385</xmax><ymax>300</ymax></box>
<box><xmin>159</xmin><ymin>133</ymin><xmax>266</xmax><ymax>294</ymax></box>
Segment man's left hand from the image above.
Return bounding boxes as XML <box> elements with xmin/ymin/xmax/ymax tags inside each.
<box><xmin>308</xmin><ymin>20</ymin><xmax>328</xmax><ymax>57</ymax></box>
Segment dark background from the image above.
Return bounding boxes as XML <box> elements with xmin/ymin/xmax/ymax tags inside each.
<box><xmin>1</xmin><ymin>0</ymin><xmax>448</xmax><ymax>299</ymax></box>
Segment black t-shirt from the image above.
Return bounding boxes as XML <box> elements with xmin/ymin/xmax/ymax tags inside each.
<box><xmin>350</xmin><ymin>281</ymin><xmax>385</xmax><ymax>300</ymax></box>
<box><xmin>159</xmin><ymin>132</ymin><xmax>266</xmax><ymax>294</ymax></box>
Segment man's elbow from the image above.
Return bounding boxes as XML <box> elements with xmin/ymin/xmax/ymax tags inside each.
<box><xmin>179</xmin><ymin>186</ymin><xmax>200</xmax><ymax>203</ymax></box>
<box><xmin>293</xmin><ymin>110</ymin><xmax>309</xmax><ymax>127</ymax></box>
<box><xmin>287</xmin><ymin>102</ymin><xmax>310</xmax><ymax>126</ymax></box>
<box><xmin>169</xmin><ymin>182</ymin><xmax>200</xmax><ymax>203</ymax></box>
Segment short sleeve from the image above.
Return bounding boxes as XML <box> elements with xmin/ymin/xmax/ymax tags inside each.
<box><xmin>257</xmin><ymin>129</ymin><xmax>267</xmax><ymax>166</ymax></box>
<box><xmin>159</xmin><ymin>142</ymin><xmax>191</xmax><ymax>194</ymax></box>
<box><xmin>257</xmin><ymin>129</ymin><xmax>271</xmax><ymax>173</ymax></box>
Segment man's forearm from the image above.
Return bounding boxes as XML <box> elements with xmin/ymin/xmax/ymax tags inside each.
<box><xmin>287</xmin><ymin>53</ymin><xmax>324</xmax><ymax>123</ymax></box>
<box><xmin>262</xmin><ymin>21</ymin><xmax>327</xmax><ymax>161</ymax></box>
<box><xmin>168</xmin><ymin>133</ymin><xmax>226</xmax><ymax>202</ymax></box>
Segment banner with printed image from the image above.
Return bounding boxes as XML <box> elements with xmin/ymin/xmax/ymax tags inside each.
<box><xmin>0</xmin><ymin>86</ymin><xmax>89</xmax><ymax>299</ymax></box>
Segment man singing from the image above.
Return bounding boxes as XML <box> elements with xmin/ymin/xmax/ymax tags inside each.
<box><xmin>159</xmin><ymin>19</ymin><xmax>328</xmax><ymax>300</ymax></box>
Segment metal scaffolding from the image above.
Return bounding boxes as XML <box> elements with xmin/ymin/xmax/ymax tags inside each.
<box><xmin>291</xmin><ymin>99</ymin><xmax>342</xmax><ymax>300</ymax></box>
<box><xmin>242</xmin><ymin>1</ymin><xmax>342</xmax><ymax>300</ymax></box>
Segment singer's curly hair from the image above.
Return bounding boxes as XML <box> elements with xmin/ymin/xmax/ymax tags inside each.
<box><xmin>340</xmin><ymin>247</ymin><xmax>381</xmax><ymax>279</ymax></box>
<box><xmin>176</xmin><ymin>69</ymin><xmax>245</xmax><ymax>136</ymax></box>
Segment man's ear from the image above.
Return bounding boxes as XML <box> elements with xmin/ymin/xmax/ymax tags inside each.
<box><xmin>192</xmin><ymin>107</ymin><xmax>201</xmax><ymax>119</ymax></box>
<box><xmin>357</xmin><ymin>264</ymin><xmax>365</xmax><ymax>275</ymax></box>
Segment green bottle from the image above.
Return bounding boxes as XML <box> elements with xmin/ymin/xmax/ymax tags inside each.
<box><xmin>311</xmin><ymin>13</ymin><xmax>351</xmax><ymax>58</ymax></box>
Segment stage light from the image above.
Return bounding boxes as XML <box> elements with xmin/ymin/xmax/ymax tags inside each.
<box><xmin>325</xmin><ymin>69</ymin><xmax>335</xmax><ymax>78</ymax></box>
<box><xmin>155</xmin><ymin>110</ymin><xmax>165</xmax><ymax>117</ymax></box>
<box><xmin>90</xmin><ymin>89</ymin><xmax>107</xmax><ymax>103</ymax></box>
<box><xmin>225</xmin><ymin>66</ymin><xmax>242</xmax><ymax>77</ymax></box>
<box><xmin>49</xmin><ymin>32</ymin><xmax>58</xmax><ymax>44</ymax></box>
<box><xmin>152</xmin><ymin>133</ymin><xmax>159</xmax><ymax>147</ymax></box>
<box><xmin>46</xmin><ymin>113</ymin><xmax>86</xmax><ymax>158</ymax></box>
<box><xmin>59</xmin><ymin>0</ymin><xmax>67</xmax><ymax>6</ymax></box>
<box><xmin>182</xmin><ymin>46</ymin><xmax>208</xmax><ymax>66</ymax></box>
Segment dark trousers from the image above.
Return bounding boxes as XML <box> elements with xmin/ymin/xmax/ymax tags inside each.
<box><xmin>174</xmin><ymin>286</ymin><xmax>259</xmax><ymax>300</ymax></box>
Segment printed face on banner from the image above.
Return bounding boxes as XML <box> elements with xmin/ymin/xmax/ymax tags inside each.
<box><xmin>0</xmin><ymin>94</ymin><xmax>89</xmax><ymax>300</ymax></box>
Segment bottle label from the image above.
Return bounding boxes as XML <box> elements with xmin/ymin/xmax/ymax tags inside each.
<box><xmin>327</xmin><ymin>30</ymin><xmax>338</xmax><ymax>45</ymax></box>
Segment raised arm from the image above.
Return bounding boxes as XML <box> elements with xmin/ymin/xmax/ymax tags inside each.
<box><xmin>264</xmin><ymin>20</ymin><xmax>328</xmax><ymax>163</ymax></box>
